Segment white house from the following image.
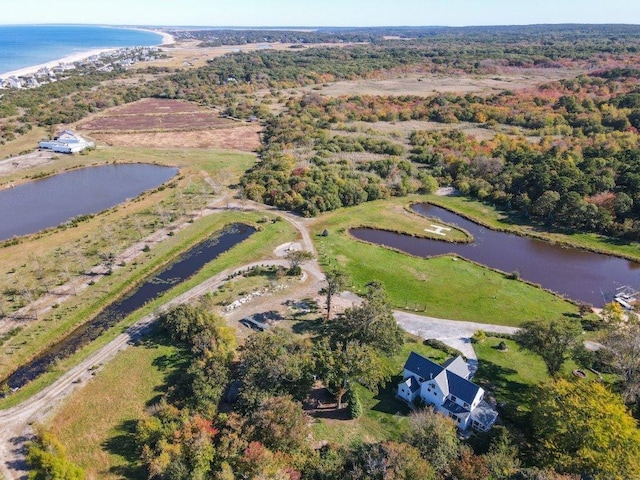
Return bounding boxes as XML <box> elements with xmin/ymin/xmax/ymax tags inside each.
<box><xmin>397</xmin><ymin>352</ymin><xmax>498</xmax><ymax>432</ymax></box>
<box><xmin>39</xmin><ymin>130</ymin><xmax>94</xmax><ymax>154</ymax></box>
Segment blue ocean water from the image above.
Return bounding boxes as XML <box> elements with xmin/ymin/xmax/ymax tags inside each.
<box><xmin>0</xmin><ymin>25</ymin><xmax>162</xmax><ymax>75</ymax></box>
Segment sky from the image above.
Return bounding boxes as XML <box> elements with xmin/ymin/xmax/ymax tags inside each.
<box><xmin>1</xmin><ymin>0</ymin><xmax>640</xmax><ymax>27</ymax></box>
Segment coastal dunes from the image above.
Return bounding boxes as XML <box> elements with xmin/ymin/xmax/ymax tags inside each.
<box><xmin>76</xmin><ymin>98</ymin><xmax>262</xmax><ymax>151</ymax></box>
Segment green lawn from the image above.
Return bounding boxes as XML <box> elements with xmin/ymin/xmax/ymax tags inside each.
<box><xmin>473</xmin><ymin>336</ymin><xmax>600</xmax><ymax>421</ymax></box>
<box><xmin>49</xmin><ymin>328</ymin><xmax>188</xmax><ymax>480</ymax></box>
<box><xmin>312</xmin><ymin>200</ymin><xmax>578</xmax><ymax>326</ymax></box>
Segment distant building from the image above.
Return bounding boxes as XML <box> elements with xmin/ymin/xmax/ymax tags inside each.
<box><xmin>397</xmin><ymin>352</ymin><xmax>498</xmax><ymax>432</ymax></box>
<box><xmin>38</xmin><ymin>130</ymin><xmax>94</xmax><ymax>154</ymax></box>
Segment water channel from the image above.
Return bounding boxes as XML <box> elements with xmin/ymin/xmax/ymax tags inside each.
<box><xmin>350</xmin><ymin>203</ymin><xmax>640</xmax><ymax>306</ymax></box>
<box><xmin>0</xmin><ymin>163</ymin><xmax>178</xmax><ymax>241</ymax></box>
<box><xmin>4</xmin><ymin>223</ymin><xmax>256</xmax><ymax>390</ymax></box>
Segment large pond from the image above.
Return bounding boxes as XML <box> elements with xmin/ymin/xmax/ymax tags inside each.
<box><xmin>350</xmin><ymin>203</ymin><xmax>640</xmax><ymax>307</ymax></box>
<box><xmin>3</xmin><ymin>223</ymin><xmax>256</xmax><ymax>390</ymax></box>
<box><xmin>0</xmin><ymin>163</ymin><xmax>178</xmax><ymax>241</ymax></box>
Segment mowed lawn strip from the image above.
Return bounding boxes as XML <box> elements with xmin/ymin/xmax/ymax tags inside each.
<box><xmin>427</xmin><ymin>194</ymin><xmax>640</xmax><ymax>262</ymax></box>
<box><xmin>49</xmin><ymin>328</ymin><xmax>187</xmax><ymax>480</ymax></box>
<box><xmin>313</xmin><ymin>200</ymin><xmax>578</xmax><ymax>325</ymax></box>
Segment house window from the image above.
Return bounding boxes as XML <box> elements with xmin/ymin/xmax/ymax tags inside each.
<box><xmin>433</xmin><ymin>391</ymin><xmax>436</xmax><ymax>395</ymax></box>
<box><xmin>401</xmin><ymin>388</ymin><xmax>405</xmax><ymax>393</ymax></box>
<box><xmin>463</xmin><ymin>402</ymin><xmax>470</xmax><ymax>409</ymax></box>
<box><xmin>450</xmin><ymin>395</ymin><xmax>457</xmax><ymax>402</ymax></box>
<box><xmin>457</xmin><ymin>418</ymin><xmax>462</xmax><ymax>423</ymax></box>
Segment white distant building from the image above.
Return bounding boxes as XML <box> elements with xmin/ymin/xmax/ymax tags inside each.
<box><xmin>38</xmin><ymin>130</ymin><xmax>94</xmax><ymax>154</ymax></box>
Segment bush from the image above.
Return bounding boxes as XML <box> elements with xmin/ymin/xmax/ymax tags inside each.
<box><xmin>472</xmin><ymin>330</ymin><xmax>487</xmax><ymax>344</ymax></box>
<box><xmin>423</xmin><ymin>338</ymin><xmax>465</xmax><ymax>359</ymax></box>
<box><xmin>346</xmin><ymin>389</ymin><xmax>363</xmax><ymax>419</ymax></box>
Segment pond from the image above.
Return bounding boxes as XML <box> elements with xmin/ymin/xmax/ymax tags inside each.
<box><xmin>0</xmin><ymin>163</ymin><xmax>178</xmax><ymax>241</ymax></box>
<box><xmin>3</xmin><ymin>223</ymin><xmax>256</xmax><ymax>390</ymax></box>
<box><xmin>350</xmin><ymin>203</ymin><xmax>640</xmax><ymax>306</ymax></box>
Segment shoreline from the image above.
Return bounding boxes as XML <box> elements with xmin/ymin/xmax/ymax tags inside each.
<box><xmin>0</xmin><ymin>27</ymin><xmax>175</xmax><ymax>78</ymax></box>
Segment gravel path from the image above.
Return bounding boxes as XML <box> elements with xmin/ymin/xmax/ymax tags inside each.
<box><xmin>394</xmin><ymin>311</ymin><xmax>519</xmax><ymax>361</ymax></box>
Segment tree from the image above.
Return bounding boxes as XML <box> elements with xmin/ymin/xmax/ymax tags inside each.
<box><xmin>515</xmin><ymin>319</ymin><xmax>581</xmax><ymax>376</ymax></box>
<box><xmin>346</xmin><ymin>388</ymin><xmax>363</xmax><ymax>419</ymax></box>
<box><xmin>26</xmin><ymin>428</ymin><xmax>86</xmax><ymax>480</ymax></box>
<box><xmin>236</xmin><ymin>328</ymin><xmax>315</xmax><ymax>412</ymax></box>
<box><xmin>601</xmin><ymin>321</ymin><xmax>640</xmax><ymax>402</ymax></box>
<box><xmin>284</xmin><ymin>249</ymin><xmax>314</xmax><ymax>275</ymax></box>
<box><xmin>483</xmin><ymin>426</ymin><xmax>521</xmax><ymax>479</ymax></box>
<box><xmin>248</xmin><ymin>395</ymin><xmax>309</xmax><ymax>453</ymax></box>
<box><xmin>315</xmin><ymin>339</ymin><xmax>390</xmax><ymax>408</ymax></box>
<box><xmin>408</xmin><ymin>408</ymin><xmax>461</xmax><ymax>477</ymax></box>
<box><xmin>530</xmin><ymin>379</ymin><xmax>640</xmax><ymax>479</ymax></box>
<box><xmin>531</xmin><ymin>190</ymin><xmax>560</xmax><ymax>224</ymax></box>
<box><xmin>600</xmin><ymin>301</ymin><xmax>625</xmax><ymax>325</ymax></box>
<box><xmin>343</xmin><ymin>442</ymin><xmax>436</xmax><ymax>480</ymax></box>
<box><xmin>333</xmin><ymin>281</ymin><xmax>404</xmax><ymax>355</ymax></box>
<box><xmin>320</xmin><ymin>269</ymin><xmax>348</xmax><ymax>319</ymax></box>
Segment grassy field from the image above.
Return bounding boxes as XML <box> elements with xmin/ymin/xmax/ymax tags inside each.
<box><xmin>0</xmin><ymin>212</ymin><xmax>298</xmax><ymax>408</ymax></box>
<box><xmin>473</xmin><ymin>336</ymin><xmax>602</xmax><ymax>427</ymax></box>
<box><xmin>427</xmin><ymin>194</ymin><xmax>640</xmax><ymax>262</ymax></box>
<box><xmin>0</xmin><ymin>126</ymin><xmax>48</xmax><ymax>159</ymax></box>
<box><xmin>312</xmin><ymin>199</ymin><xmax>578</xmax><ymax>325</ymax></box>
<box><xmin>48</xmin><ymin>327</ymin><xmax>187</xmax><ymax>480</ymax></box>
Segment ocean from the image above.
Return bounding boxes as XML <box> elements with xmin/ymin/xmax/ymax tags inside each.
<box><xmin>0</xmin><ymin>25</ymin><xmax>162</xmax><ymax>75</ymax></box>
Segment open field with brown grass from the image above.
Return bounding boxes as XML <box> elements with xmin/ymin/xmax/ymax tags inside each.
<box><xmin>294</xmin><ymin>68</ymin><xmax>584</xmax><ymax>97</ymax></box>
<box><xmin>75</xmin><ymin>98</ymin><xmax>262</xmax><ymax>151</ymax></box>
<box><xmin>92</xmin><ymin>124</ymin><xmax>262</xmax><ymax>151</ymax></box>
<box><xmin>77</xmin><ymin>98</ymin><xmax>234</xmax><ymax>132</ymax></box>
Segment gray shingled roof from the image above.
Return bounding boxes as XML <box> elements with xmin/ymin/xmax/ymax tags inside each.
<box><xmin>404</xmin><ymin>352</ymin><xmax>443</xmax><ymax>380</ymax></box>
<box><xmin>446</xmin><ymin>370</ymin><xmax>481</xmax><ymax>404</ymax></box>
<box><xmin>442</xmin><ymin>356</ymin><xmax>471</xmax><ymax>379</ymax></box>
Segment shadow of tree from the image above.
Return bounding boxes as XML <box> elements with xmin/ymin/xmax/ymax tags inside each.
<box><xmin>102</xmin><ymin>420</ymin><xmax>146</xmax><ymax>480</ymax></box>
<box><xmin>291</xmin><ymin>317</ymin><xmax>332</xmax><ymax>339</ymax></box>
<box><xmin>370</xmin><ymin>376</ymin><xmax>411</xmax><ymax>416</ymax></box>
<box><xmin>474</xmin><ymin>359</ymin><xmax>535</xmax><ymax>427</ymax></box>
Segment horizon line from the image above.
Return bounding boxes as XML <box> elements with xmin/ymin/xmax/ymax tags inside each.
<box><xmin>1</xmin><ymin>22</ymin><xmax>640</xmax><ymax>29</ymax></box>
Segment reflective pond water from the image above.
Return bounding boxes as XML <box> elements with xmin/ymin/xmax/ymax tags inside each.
<box><xmin>0</xmin><ymin>163</ymin><xmax>178</xmax><ymax>241</ymax></box>
<box><xmin>350</xmin><ymin>203</ymin><xmax>640</xmax><ymax>306</ymax></box>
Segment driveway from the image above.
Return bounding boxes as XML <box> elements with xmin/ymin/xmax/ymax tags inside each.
<box><xmin>394</xmin><ymin>311</ymin><xmax>519</xmax><ymax>366</ymax></box>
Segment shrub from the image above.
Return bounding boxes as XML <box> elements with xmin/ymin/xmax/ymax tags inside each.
<box><xmin>346</xmin><ymin>389</ymin><xmax>363</xmax><ymax>419</ymax></box>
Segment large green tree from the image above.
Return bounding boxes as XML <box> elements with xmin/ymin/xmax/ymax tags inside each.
<box><xmin>408</xmin><ymin>408</ymin><xmax>462</xmax><ymax>478</ymax></box>
<box><xmin>236</xmin><ymin>328</ymin><xmax>315</xmax><ymax>412</ymax></box>
<box><xmin>314</xmin><ymin>339</ymin><xmax>390</xmax><ymax>408</ymax></box>
<box><xmin>530</xmin><ymin>379</ymin><xmax>640</xmax><ymax>479</ymax></box>
<box><xmin>333</xmin><ymin>281</ymin><xmax>404</xmax><ymax>355</ymax></box>
<box><xmin>515</xmin><ymin>319</ymin><xmax>581</xmax><ymax>376</ymax></box>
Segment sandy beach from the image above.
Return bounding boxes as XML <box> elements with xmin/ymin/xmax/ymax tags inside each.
<box><xmin>0</xmin><ymin>28</ymin><xmax>175</xmax><ymax>78</ymax></box>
